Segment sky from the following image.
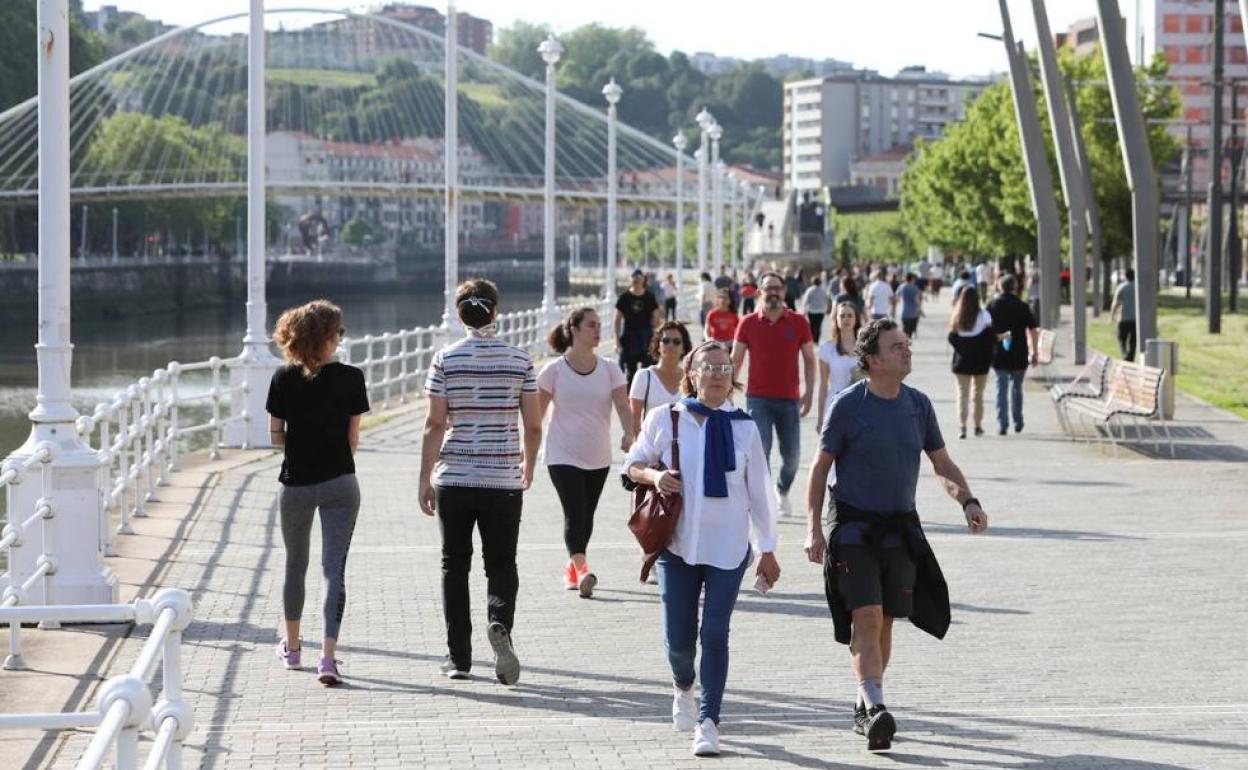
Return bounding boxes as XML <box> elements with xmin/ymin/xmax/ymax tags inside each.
<box><xmin>83</xmin><ymin>1</ymin><xmax>1152</xmax><ymax>79</ymax></box>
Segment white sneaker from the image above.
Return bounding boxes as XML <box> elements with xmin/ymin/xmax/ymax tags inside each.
<box><xmin>672</xmin><ymin>685</ymin><xmax>697</xmax><ymax>732</ymax></box>
<box><xmin>692</xmin><ymin>718</ymin><xmax>720</xmax><ymax>756</ymax></box>
<box><xmin>775</xmin><ymin>488</ymin><xmax>792</xmax><ymax>517</ymax></box>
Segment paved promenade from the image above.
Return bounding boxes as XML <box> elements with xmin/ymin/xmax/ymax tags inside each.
<box><xmin>6</xmin><ymin>300</ymin><xmax>1248</xmax><ymax>769</ymax></box>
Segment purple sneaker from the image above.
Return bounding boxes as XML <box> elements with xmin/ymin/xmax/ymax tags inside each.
<box><xmin>276</xmin><ymin>639</ymin><xmax>301</xmax><ymax>670</ymax></box>
<box><xmin>317</xmin><ymin>656</ymin><xmax>342</xmax><ymax>686</ymax></box>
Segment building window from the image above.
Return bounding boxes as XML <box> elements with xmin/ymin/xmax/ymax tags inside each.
<box><xmin>1233</xmin><ymin>46</ymin><xmax>1248</xmax><ymax>65</ymax></box>
<box><xmin>1185</xmin><ymin>14</ymin><xmax>1208</xmax><ymax>35</ymax></box>
<box><xmin>1165</xmin><ymin>45</ymin><xmax>1181</xmax><ymax>64</ymax></box>
<box><xmin>1185</xmin><ymin>46</ymin><xmax>1204</xmax><ymax>64</ymax></box>
<box><xmin>1163</xmin><ymin>14</ymin><xmax>1181</xmax><ymax>33</ymax></box>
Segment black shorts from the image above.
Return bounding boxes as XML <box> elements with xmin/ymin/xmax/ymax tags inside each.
<box><xmin>833</xmin><ymin>545</ymin><xmax>916</xmax><ymax>618</ymax></box>
<box><xmin>902</xmin><ymin>316</ymin><xmax>919</xmax><ymax>336</ymax></box>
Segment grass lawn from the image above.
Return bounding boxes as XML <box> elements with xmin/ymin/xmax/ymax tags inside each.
<box><xmin>1084</xmin><ymin>291</ymin><xmax>1248</xmax><ymax>419</ymax></box>
<box><xmin>267</xmin><ymin>68</ymin><xmax>375</xmax><ymax>89</ymax></box>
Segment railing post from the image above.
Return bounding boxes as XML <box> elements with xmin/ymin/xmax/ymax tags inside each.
<box><xmin>398</xmin><ymin>332</ymin><xmax>409</xmax><ymax>404</ymax></box>
<box><xmin>128</xmin><ymin>386</ymin><xmax>146</xmax><ymax>519</ymax></box>
<box><xmin>167</xmin><ymin>364</ymin><xmax>181</xmax><ymax>473</ymax></box>
<box><xmin>209</xmin><ymin>358</ymin><xmax>223</xmax><ymax>461</ymax></box>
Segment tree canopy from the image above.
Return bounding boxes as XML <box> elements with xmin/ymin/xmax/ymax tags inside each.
<box><xmin>899</xmin><ymin>47</ymin><xmax>1180</xmax><ymax>263</ymax></box>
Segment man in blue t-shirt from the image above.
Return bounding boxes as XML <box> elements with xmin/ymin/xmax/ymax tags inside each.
<box><xmin>896</xmin><ymin>273</ymin><xmax>923</xmax><ymax>338</ymax></box>
<box><xmin>803</xmin><ymin>318</ymin><xmax>988</xmax><ymax>752</ymax></box>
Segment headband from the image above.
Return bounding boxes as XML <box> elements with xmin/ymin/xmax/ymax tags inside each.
<box><xmin>457</xmin><ymin>296</ymin><xmax>495</xmax><ymax>310</ymax></box>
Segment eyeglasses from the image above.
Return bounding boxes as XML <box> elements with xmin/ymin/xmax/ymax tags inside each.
<box><xmin>659</xmin><ymin>337</ymin><xmax>684</xmax><ymax>346</ymax></box>
<box><xmin>696</xmin><ymin>363</ymin><xmax>734</xmax><ymax>376</ymax></box>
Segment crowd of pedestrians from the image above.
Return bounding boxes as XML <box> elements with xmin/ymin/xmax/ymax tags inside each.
<box><xmin>264</xmin><ymin>261</ymin><xmax>1030</xmax><ymax>757</ymax></box>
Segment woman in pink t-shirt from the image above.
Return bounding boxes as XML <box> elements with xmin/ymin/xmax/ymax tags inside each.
<box><xmin>538</xmin><ymin>307</ymin><xmax>634</xmax><ymax>598</ymax></box>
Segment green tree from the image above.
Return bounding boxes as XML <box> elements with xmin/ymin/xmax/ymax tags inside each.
<box><xmin>900</xmin><ymin>47</ymin><xmax>1180</xmax><ymax>264</ymax></box>
<box><xmin>340</xmin><ymin>214</ymin><xmax>376</xmax><ymax>247</ymax></box>
<box><xmin>0</xmin><ymin>0</ymin><xmax>106</xmax><ymax>112</ymax></box>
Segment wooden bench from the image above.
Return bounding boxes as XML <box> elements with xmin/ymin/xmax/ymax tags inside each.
<box><xmin>1062</xmin><ymin>360</ymin><xmax>1174</xmax><ymax>456</ymax></box>
<box><xmin>1048</xmin><ymin>352</ymin><xmax>1110</xmax><ymax>435</ymax></box>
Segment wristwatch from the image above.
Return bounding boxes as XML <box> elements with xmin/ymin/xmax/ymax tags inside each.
<box><xmin>961</xmin><ymin>496</ymin><xmax>981</xmax><ymax>512</ymax></box>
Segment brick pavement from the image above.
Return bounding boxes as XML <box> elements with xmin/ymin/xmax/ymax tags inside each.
<box><xmin>26</xmin><ymin>300</ymin><xmax>1248</xmax><ymax>769</ymax></box>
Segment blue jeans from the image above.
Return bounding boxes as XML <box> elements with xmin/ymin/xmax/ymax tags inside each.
<box><xmin>745</xmin><ymin>395</ymin><xmax>800</xmax><ymax>494</ymax></box>
<box><xmin>995</xmin><ymin>368</ymin><xmax>1026</xmax><ymax>431</ymax></box>
<box><xmin>657</xmin><ymin>549</ymin><xmax>750</xmax><ymax>725</ymax></box>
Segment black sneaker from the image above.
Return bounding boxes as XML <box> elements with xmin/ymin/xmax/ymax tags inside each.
<box><xmin>439</xmin><ymin>658</ymin><xmax>470</xmax><ymax>680</ymax></box>
<box><xmin>1014</xmin><ymin>424</ymin><xmax>1024</xmax><ymax>433</ymax></box>
<box><xmin>487</xmin><ymin>621</ymin><xmax>521</xmax><ymax>686</ymax></box>
<box><xmin>865</xmin><ymin>704</ymin><xmax>895</xmax><ymax>752</ymax></box>
<box><xmin>974</xmin><ymin>426</ymin><xmax>984</xmax><ymax>437</ymax></box>
<box><xmin>998</xmin><ymin>426</ymin><xmax>1008</xmax><ymax>436</ymax></box>
<box><xmin>958</xmin><ymin>427</ymin><xmax>967</xmax><ymax>439</ymax></box>
<box><xmin>852</xmin><ymin>703</ymin><xmax>868</xmax><ymax>735</ymax></box>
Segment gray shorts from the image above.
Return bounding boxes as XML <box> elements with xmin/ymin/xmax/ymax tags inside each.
<box><xmin>833</xmin><ymin>545</ymin><xmax>916</xmax><ymax>618</ymax></box>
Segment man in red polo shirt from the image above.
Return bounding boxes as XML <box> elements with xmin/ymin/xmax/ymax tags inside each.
<box><xmin>732</xmin><ymin>271</ymin><xmax>816</xmax><ymax>515</ymax></box>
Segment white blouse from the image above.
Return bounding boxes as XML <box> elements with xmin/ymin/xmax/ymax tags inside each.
<box><xmin>628</xmin><ymin>366</ymin><xmax>682</xmax><ymax>413</ymax></box>
<box><xmin>622</xmin><ymin>401</ymin><xmax>779</xmax><ymax>569</ymax></box>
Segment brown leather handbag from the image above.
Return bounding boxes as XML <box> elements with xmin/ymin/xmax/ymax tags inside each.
<box><xmin>628</xmin><ymin>407</ymin><xmax>682</xmax><ymax>582</ymax></box>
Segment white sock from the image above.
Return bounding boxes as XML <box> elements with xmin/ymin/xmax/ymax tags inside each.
<box><xmin>858</xmin><ymin>678</ymin><xmax>884</xmax><ymax>709</ymax></box>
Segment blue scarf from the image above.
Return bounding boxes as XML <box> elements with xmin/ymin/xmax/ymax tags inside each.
<box><xmin>681</xmin><ymin>397</ymin><xmax>753</xmax><ymax>498</ymax></box>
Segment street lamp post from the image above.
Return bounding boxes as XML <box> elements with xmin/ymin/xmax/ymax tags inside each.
<box><xmin>539</xmin><ymin>34</ymin><xmax>564</xmax><ymax>320</ymax></box>
<box><xmin>603</xmin><ymin>77</ymin><xmax>622</xmax><ymax>303</ymax></box>
<box><xmin>111</xmin><ymin>207</ymin><xmax>118</xmax><ymax>262</ymax></box>
<box><xmin>441</xmin><ymin>0</ymin><xmax>461</xmax><ymax>331</ymax></box>
<box><xmin>225</xmin><ymin>0</ymin><xmax>281</xmax><ymax>449</ymax></box>
<box><xmin>673</xmin><ymin>133</ymin><xmax>687</xmax><ymax>316</ymax></box>
<box><xmin>709</xmin><ymin>124</ymin><xmax>723</xmax><ymax>274</ymax></box>
<box><xmin>695</xmin><ymin>108</ymin><xmax>714</xmax><ymax>283</ymax></box>
<box><xmin>2</xmin><ymin>0</ymin><xmax>119</xmax><ymax>609</ymax></box>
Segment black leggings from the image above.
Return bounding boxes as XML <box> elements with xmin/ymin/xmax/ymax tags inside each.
<box><xmin>548</xmin><ymin>465</ymin><xmax>609</xmax><ymax>556</ymax></box>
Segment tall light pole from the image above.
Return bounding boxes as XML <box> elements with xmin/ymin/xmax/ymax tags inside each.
<box><xmin>111</xmin><ymin>206</ymin><xmax>118</xmax><ymax>261</ymax></box>
<box><xmin>1032</xmin><ymin>0</ymin><xmax>1088</xmax><ymax>363</ymax></box>
<box><xmin>603</xmin><ymin>77</ymin><xmax>622</xmax><ymax>303</ymax></box>
<box><xmin>3</xmin><ymin>0</ymin><xmax>118</xmax><ymax>610</ymax></box>
<box><xmin>673</xmin><ymin>132</ymin><xmax>687</xmax><ymax>313</ymax></box>
<box><xmin>1096</xmin><ymin>0</ymin><xmax>1159</xmax><ymax>344</ymax></box>
<box><xmin>1207</xmin><ymin>0</ymin><xmax>1225</xmax><ymax>333</ymax></box>
<box><xmin>695</xmin><ymin>108</ymin><xmax>714</xmax><ymax>282</ymax></box>
<box><xmin>79</xmin><ymin>204</ymin><xmax>87</xmax><ymax>259</ymax></box>
<box><xmin>441</xmin><ymin>0</ymin><xmax>461</xmax><ymax>330</ymax></box>
<box><xmin>727</xmin><ymin>173</ymin><xmax>738</xmax><ymax>275</ymax></box>
<box><xmin>226</xmin><ymin>0</ymin><xmax>281</xmax><ymax>449</ymax></box>
<box><xmin>710</xmin><ymin>124</ymin><xmax>723</xmax><ymax>274</ymax></box>
<box><xmin>539</xmin><ymin>34</ymin><xmax>564</xmax><ymax>319</ymax></box>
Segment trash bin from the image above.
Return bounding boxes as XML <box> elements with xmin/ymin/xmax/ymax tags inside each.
<box><xmin>1144</xmin><ymin>339</ymin><xmax>1178</xmax><ymax>420</ymax></box>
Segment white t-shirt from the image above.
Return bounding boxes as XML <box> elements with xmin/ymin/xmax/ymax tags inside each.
<box><xmin>867</xmin><ymin>280</ymin><xmax>894</xmax><ymax>316</ymax></box>
<box><xmin>537</xmin><ymin>356</ymin><xmax>627</xmax><ymax>470</ymax></box>
<box><xmin>661</xmin><ymin>281</ymin><xmax>678</xmax><ymax>301</ymax></box>
<box><xmin>818</xmin><ymin>340</ymin><xmax>860</xmax><ymax>419</ymax></box>
<box><xmin>628</xmin><ymin>365</ymin><xmax>682</xmax><ymax>413</ymax></box>
<box><xmin>975</xmin><ymin>263</ymin><xmax>990</xmax><ymax>284</ymax></box>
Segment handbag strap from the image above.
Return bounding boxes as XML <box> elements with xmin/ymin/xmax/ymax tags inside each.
<box><xmin>644</xmin><ymin>369</ymin><xmax>652</xmax><ymax>406</ymax></box>
<box><xmin>669</xmin><ymin>406</ymin><xmax>680</xmax><ymax>473</ymax></box>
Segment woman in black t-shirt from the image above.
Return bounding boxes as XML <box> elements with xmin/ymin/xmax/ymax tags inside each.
<box><xmin>266</xmin><ymin>299</ymin><xmax>369</xmax><ymax>686</ymax></box>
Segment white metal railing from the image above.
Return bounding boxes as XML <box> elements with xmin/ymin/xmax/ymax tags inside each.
<box><xmin>338</xmin><ymin>295</ymin><xmax>614</xmax><ymax>408</ymax></box>
<box><xmin>0</xmin><ymin>588</ymin><xmax>193</xmax><ymax>770</ymax></box>
<box><xmin>73</xmin><ymin>356</ymin><xmax>247</xmax><ymax>557</ymax></box>
<box><xmin>0</xmin><ymin>441</ymin><xmax>58</xmax><ymax>668</ymax></box>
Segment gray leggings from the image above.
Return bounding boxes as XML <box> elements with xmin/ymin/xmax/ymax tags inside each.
<box><xmin>279</xmin><ymin>474</ymin><xmax>360</xmax><ymax>640</ymax></box>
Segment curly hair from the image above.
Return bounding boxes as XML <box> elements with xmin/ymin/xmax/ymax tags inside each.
<box><xmin>854</xmin><ymin>318</ymin><xmax>899</xmax><ymax>372</ymax></box>
<box><xmin>273</xmin><ymin>299</ymin><xmax>342</xmax><ymax>378</ymax></box>
<box><xmin>648</xmin><ymin>321</ymin><xmax>692</xmax><ymax>361</ymax></box>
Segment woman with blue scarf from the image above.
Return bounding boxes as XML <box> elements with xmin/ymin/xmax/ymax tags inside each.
<box><xmin>622</xmin><ymin>340</ymin><xmax>781</xmax><ymax>757</ymax></box>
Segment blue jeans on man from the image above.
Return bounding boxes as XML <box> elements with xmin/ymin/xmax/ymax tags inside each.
<box><xmin>745</xmin><ymin>395</ymin><xmax>800</xmax><ymax>494</ymax></box>
<box><xmin>656</xmin><ymin>549</ymin><xmax>749</xmax><ymax>725</ymax></box>
<box><xmin>995</xmin><ymin>368</ymin><xmax>1026</xmax><ymax>432</ymax></box>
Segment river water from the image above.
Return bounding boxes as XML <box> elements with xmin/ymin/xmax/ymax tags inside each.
<box><xmin>0</xmin><ymin>286</ymin><xmax>565</xmax><ymax>459</ymax></box>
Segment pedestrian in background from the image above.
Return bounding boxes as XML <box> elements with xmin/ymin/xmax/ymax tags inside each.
<box><xmin>540</xmin><ymin>307</ymin><xmax>634</xmax><ymax>599</ymax></box>
<box><xmin>268</xmin><ymin>299</ymin><xmax>369</xmax><ymax>687</ymax></box>
<box><xmin>704</xmin><ymin>289</ymin><xmax>740</xmax><ymax>346</ymax></box>
<box><xmin>616</xmin><ymin>269</ymin><xmax>663</xmax><ymax>386</ymax></box>
<box><xmin>802</xmin><ymin>276</ymin><xmax>830</xmax><ymax>342</ymax></box>
<box><xmin>629</xmin><ymin>321</ymin><xmax>692</xmax><ymax>435</ymax></box>
<box><xmin>947</xmin><ymin>287</ymin><xmax>994</xmax><ymax>439</ymax></box>
<box><xmin>1110</xmin><ymin>268</ymin><xmax>1137</xmax><ymax>362</ymax></box>
<box><xmin>896</xmin><ymin>273</ymin><xmax>923</xmax><ymax>338</ymax></box>
<box><xmin>987</xmin><ymin>274</ymin><xmax>1039</xmax><ymax>436</ymax></box>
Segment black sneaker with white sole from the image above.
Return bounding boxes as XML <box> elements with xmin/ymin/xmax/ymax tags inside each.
<box><xmin>865</xmin><ymin>704</ymin><xmax>895</xmax><ymax>752</ymax></box>
<box><xmin>439</xmin><ymin>658</ymin><xmax>470</xmax><ymax>680</ymax></box>
<box><xmin>487</xmin><ymin>621</ymin><xmax>521</xmax><ymax>685</ymax></box>
<box><xmin>852</xmin><ymin>703</ymin><xmax>868</xmax><ymax>736</ymax></box>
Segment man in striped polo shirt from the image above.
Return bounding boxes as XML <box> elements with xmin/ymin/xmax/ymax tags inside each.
<box><xmin>419</xmin><ymin>278</ymin><xmax>544</xmax><ymax>685</ymax></box>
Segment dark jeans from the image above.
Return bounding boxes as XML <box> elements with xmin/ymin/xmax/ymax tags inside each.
<box><xmin>547</xmin><ymin>465</ymin><xmax>609</xmax><ymax>556</ymax></box>
<box><xmin>745</xmin><ymin>395</ymin><xmax>800</xmax><ymax>494</ymax></box>
<box><xmin>657</xmin><ymin>549</ymin><xmax>750</xmax><ymax>725</ymax></box>
<box><xmin>435</xmin><ymin>485</ymin><xmax>523</xmax><ymax>670</ymax></box>
<box><xmin>994</xmin><ymin>368</ymin><xmax>1026</xmax><ymax>431</ymax></box>
<box><xmin>807</xmin><ymin>312</ymin><xmax>825</xmax><ymax>343</ymax></box>
<box><xmin>1117</xmin><ymin>320</ymin><xmax>1137</xmax><ymax>362</ymax></box>
<box><xmin>619</xmin><ymin>349</ymin><xmax>655</xmax><ymax>387</ymax></box>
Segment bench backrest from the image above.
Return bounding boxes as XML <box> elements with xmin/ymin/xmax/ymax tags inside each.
<box><xmin>1071</xmin><ymin>352</ymin><xmax>1110</xmax><ymax>394</ymax></box>
<box><xmin>1104</xmin><ymin>360</ymin><xmax>1164</xmax><ymax>415</ymax></box>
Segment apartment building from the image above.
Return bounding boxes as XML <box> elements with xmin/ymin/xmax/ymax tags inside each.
<box><xmin>782</xmin><ymin>67</ymin><xmax>988</xmax><ymax>193</ymax></box>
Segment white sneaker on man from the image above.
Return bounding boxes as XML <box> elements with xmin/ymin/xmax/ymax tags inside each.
<box><xmin>672</xmin><ymin>685</ymin><xmax>697</xmax><ymax>731</ymax></box>
<box><xmin>775</xmin><ymin>488</ymin><xmax>792</xmax><ymax>517</ymax></box>
<box><xmin>692</xmin><ymin>718</ymin><xmax>720</xmax><ymax>756</ymax></box>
